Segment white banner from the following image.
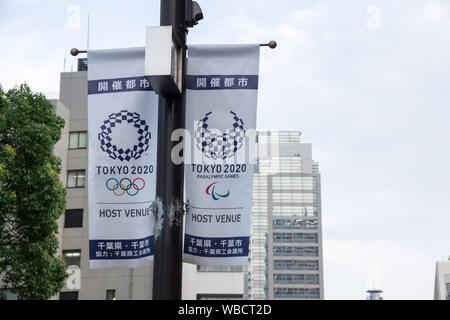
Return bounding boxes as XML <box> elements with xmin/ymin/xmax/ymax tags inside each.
<box><xmin>183</xmin><ymin>45</ymin><xmax>260</xmax><ymax>266</ymax></box>
<box><xmin>88</xmin><ymin>48</ymin><xmax>158</xmax><ymax>269</ymax></box>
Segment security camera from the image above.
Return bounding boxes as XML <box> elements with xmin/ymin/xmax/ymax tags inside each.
<box><xmin>192</xmin><ymin>1</ymin><xmax>203</xmax><ymax>23</ymax></box>
<box><xmin>186</xmin><ymin>0</ymin><xmax>203</xmax><ymax>28</ymax></box>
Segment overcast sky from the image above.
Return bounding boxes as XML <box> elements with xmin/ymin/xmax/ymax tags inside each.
<box><xmin>1</xmin><ymin>0</ymin><xmax>449</xmax><ymax>300</ymax></box>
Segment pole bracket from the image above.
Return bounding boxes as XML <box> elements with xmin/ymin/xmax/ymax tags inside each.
<box><xmin>260</xmin><ymin>40</ymin><xmax>277</xmax><ymax>49</ymax></box>
<box><xmin>69</xmin><ymin>40</ymin><xmax>277</xmax><ymax>57</ymax></box>
<box><xmin>151</xmin><ymin>199</ymin><xmax>190</xmax><ymax>228</ymax></box>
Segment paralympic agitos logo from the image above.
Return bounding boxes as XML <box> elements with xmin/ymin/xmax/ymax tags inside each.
<box><xmin>195</xmin><ymin>111</ymin><xmax>245</xmax><ymax>160</ymax></box>
<box><xmin>206</xmin><ymin>182</ymin><xmax>230</xmax><ymax>201</ymax></box>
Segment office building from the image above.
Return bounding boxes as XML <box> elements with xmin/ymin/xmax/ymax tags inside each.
<box><xmin>248</xmin><ymin>131</ymin><xmax>324</xmax><ymax>300</ymax></box>
<box><xmin>434</xmin><ymin>257</ymin><xmax>450</xmax><ymax>300</ymax></box>
<box><xmin>366</xmin><ymin>289</ymin><xmax>383</xmax><ymax>300</ymax></box>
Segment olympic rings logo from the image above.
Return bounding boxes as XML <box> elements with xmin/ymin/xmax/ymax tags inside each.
<box><xmin>106</xmin><ymin>178</ymin><xmax>146</xmax><ymax>197</ymax></box>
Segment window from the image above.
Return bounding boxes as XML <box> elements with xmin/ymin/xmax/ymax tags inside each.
<box><xmin>106</xmin><ymin>290</ymin><xmax>116</xmax><ymax>300</ymax></box>
<box><xmin>64</xmin><ymin>209</ymin><xmax>83</xmax><ymax>228</ymax></box>
<box><xmin>78</xmin><ymin>58</ymin><xmax>88</xmax><ymax>72</ymax></box>
<box><xmin>272</xmin><ymin>205</ymin><xmax>316</xmax><ymax>217</ymax></box>
<box><xmin>197</xmin><ymin>294</ymin><xmax>243</xmax><ymax>300</ymax></box>
<box><xmin>0</xmin><ymin>289</ymin><xmax>18</xmax><ymax>300</ymax></box>
<box><xmin>273</xmin><ymin>233</ymin><xmax>318</xmax><ymax>243</ymax></box>
<box><xmin>69</xmin><ymin>132</ymin><xmax>87</xmax><ymax>149</ymax></box>
<box><xmin>272</xmin><ymin>192</ymin><xmax>315</xmax><ymax>203</ymax></box>
<box><xmin>446</xmin><ymin>283</ymin><xmax>450</xmax><ymax>300</ymax></box>
<box><xmin>273</xmin><ymin>288</ymin><xmax>320</xmax><ymax>299</ymax></box>
<box><xmin>63</xmin><ymin>250</ymin><xmax>81</xmax><ymax>267</ymax></box>
<box><xmin>197</xmin><ymin>266</ymin><xmax>243</xmax><ymax>272</ymax></box>
<box><xmin>273</xmin><ymin>273</ymin><xmax>319</xmax><ymax>285</ymax></box>
<box><xmin>273</xmin><ymin>260</ymin><xmax>319</xmax><ymax>271</ymax></box>
<box><xmin>273</xmin><ymin>246</ymin><xmax>319</xmax><ymax>257</ymax></box>
<box><xmin>273</xmin><ymin>218</ymin><xmax>318</xmax><ymax>230</ymax></box>
<box><xmin>67</xmin><ymin>170</ymin><xmax>85</xmax><ymax>188</ymax></box>
<box><xmin>59</xmin><ymin>291</ymin><xmax>79</xmax><ymax>300</ymax></box>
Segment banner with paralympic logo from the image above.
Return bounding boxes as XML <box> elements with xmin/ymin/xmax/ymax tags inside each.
<box><xmin>183</xmin><ymin>45</ymin><xmax>260</xmax><ymax>266</ymax></box>
<box><xmin>88</xmin><ymin>48</ymin><xmax>158</xmax><ymax>269</ymax></box>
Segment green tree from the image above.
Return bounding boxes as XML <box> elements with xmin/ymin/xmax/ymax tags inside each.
<box><xmin>0</xmin><ymin>84</ymin><xmax>67</xmax><ymax>300</ymax></box>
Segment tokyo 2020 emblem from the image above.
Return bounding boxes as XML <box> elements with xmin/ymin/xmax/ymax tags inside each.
<box><xmin>195</xmin><ymin>111</ymin><xmax>245</xmax><ymax>160</ymax></box>
<box><xmin>98</xmin><ymin>110</ymin><xmax>151</xmax><ymax>162</ymax></box>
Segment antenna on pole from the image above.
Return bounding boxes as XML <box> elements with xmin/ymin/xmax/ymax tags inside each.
<box><xmin>87</xmin><ymin>13</ymin><xmax>90</xmax><ymax>51</ymax></box>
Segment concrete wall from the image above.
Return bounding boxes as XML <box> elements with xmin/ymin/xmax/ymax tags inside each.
<box><xmin>182</xmin><ymin>263</ymin><xmax>245</xmax><ymax>300</ymax></box>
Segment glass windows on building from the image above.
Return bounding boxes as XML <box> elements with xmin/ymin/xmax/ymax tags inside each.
<box><xmin>64</xmin><ymin>209</ymin><xmax>83</xmax><ymax>228</ymax></box>
<box><xmin>273</xmin><ymin>288</ymin><xmax>320</xmax><ymax>299</ymax></box>
<box><xmin>273</xmin><ymin>246</ymin><xmax>319</xmax><ymax>257</ymax></box>
<box><xmin>251</xmin><ymin>174</ymin><xmax>270</xmax><ymax>300</ymax></box>
<box><xmin>0</xmin><ymin>289</ymin><xmax>18</xmax><ymax>300</ymax></box>
<box><xmin>273</xmin><ymin>218</ymin><xmax>318</xmax><ymax>230</ymax></box>
<box><xmin>273</xmin><ymin>260</ymin><xmax>319</xmax><ymax>271</ymax></box>
<box><xmin>67</xmin><ymin>170</ymin><xmax>86</xmax><ymax>188</ymax></box>
<box><xmin>257</xmin><ymin>158</ymin><xmax>302</xmax><ymax>175</ymax></box>
<box><xmin>69</xmin><ymin>131</ymin><xmax>87</xmax><ymax>149</ymax></box>
<box><xmin>59</xmin><ymin>291</ymin><xmax>79</xmax><ymax>300</ymax></box>
<box><xmin>197</xmin><ymin>266</ymin><xmax>243</xmax><ymax>272</ymax></box>
<box><xmin>62</xmin><ymin>250</ymin><xmax>81</xmax><ymax>267</ymax></box>
<box><xmin>446</xmin><ymin>282</ymin><xmax>450</xmax><ymax>300</ymax></box>
<box><xmin>273</xmin><ymin>232</ymin><xmax>318</xmax><ymax>243</ymax></box>
<box><xmin>273</xmin><ymin>273</ymin><xmax>319</xmax><ymax>285</ymax></box>
<box><xmin>106</xmin><ymin>289</ymin><xmax>116</xmax><ymax>300</ymax></box>
<box><xmin>197</xmin><ymin>294</ymin><xmax>243</xmax><ymax>300</ymax></box>
<box><xmin>272</xmin><ymin>206</ymin><xmax>316</xmax><ymax>217</ymax></box>
<box><xmin>272</xmin><ymin>192</ymin><xmax>315</xmax><ymax>203</ymax></box>
<box><xmin>272</xmin><ymin>176</ymin><xmax>314</xmax><ymax>191</ymax></box>
<box><xmin>251</xmin><ymin>132</ymin><xmax>323</xmax><ymax>300</ymax></box>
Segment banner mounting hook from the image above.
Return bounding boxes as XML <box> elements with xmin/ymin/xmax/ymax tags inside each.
<box><xmin>260</xmin><ymin>40</ymin><xmax>277</xmax><ymax>49</ymax></box>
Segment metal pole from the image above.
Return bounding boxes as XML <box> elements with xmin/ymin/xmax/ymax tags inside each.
<box><xmin>152</xmin><ymin>0</ymin><xmax>186</xmax><ymax>300</ymax></box>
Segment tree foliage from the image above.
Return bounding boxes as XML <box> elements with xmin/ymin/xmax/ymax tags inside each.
<box><xmin>0</xmin><ymin>84</ymin><xmax>67</xmax><ymax>300</ymax></box>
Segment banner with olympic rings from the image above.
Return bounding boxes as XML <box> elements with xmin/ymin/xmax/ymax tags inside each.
<box><xmin>183</xmin><ymin>45</ymin><xmax>260</xmax><ymax>266</ymax></box>
<box><xmin>88</xmin><ymin>48</ymin><xmax>158</xmax><ymax>269</ymax></box>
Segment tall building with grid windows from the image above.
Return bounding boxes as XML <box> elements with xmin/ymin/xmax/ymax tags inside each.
<box><xmin>434</xmin><ymin>257</ymin><xmax>450</xmax><ymax>300</ymax></box>
<box><xmin>249</xmin><ymin>131</ymin><xmax>324</xmax><ymax>300</ymax></box>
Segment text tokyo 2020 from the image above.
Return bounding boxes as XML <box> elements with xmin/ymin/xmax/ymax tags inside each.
<box><xmin>96</xmin><ymin>165</ymin><xmax>154</xmax><ymax>175</ymax></box>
